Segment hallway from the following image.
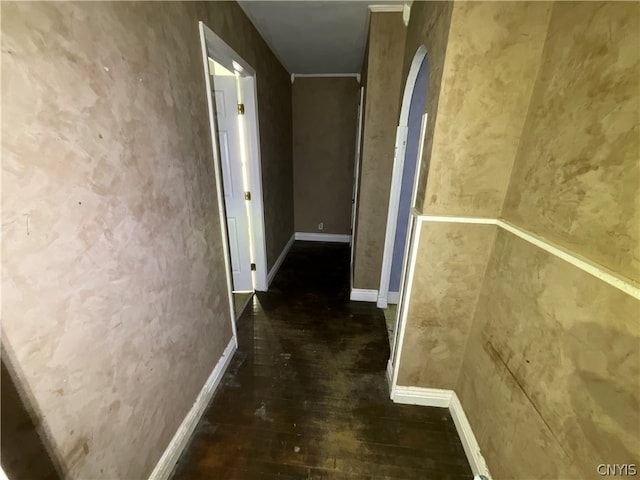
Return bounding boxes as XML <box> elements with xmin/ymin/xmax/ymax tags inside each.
<box><xmin>171</xmin><ymin>242</ymin><xmax>472</xmax><ymax>479</ymax></box>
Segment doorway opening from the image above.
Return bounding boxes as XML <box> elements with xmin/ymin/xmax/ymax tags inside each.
<box><xmin>377</xmin><ymin>46</ymin><xmax>430</xmax><ymax>383</ymax></box>
<box><xmin>378</xmin><ymin>47</ymin><xmax>429</xmax><ymax>312</ymax></box>
<box><xmin>199</xmin><ymin>22</ymin><xmax>268</xmax><ymax>323</ymax></box>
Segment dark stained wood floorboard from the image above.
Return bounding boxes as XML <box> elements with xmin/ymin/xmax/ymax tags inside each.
<box><xmin>171</xmin><ymin>242</ymin><xmax>473</xmax><ymax>480</ymax></box>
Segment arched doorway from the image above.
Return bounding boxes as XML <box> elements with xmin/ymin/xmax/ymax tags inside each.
<box><xmin>378</xmin><ymin>46</ymin><xmax>430</xmax><ymax>386</ymax></box>
<box><xmin>378</xmin><ymin>47</ymin><xmax>429</xmax><ymax>308</ymax></box>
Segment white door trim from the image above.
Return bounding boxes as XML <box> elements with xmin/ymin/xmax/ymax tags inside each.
<box><xmin>377</xmin><ymin>124</ymin><xmax>408</xmax><ymax>308</ymax></box>
<box><xmin>350</xmin><ymin>86</ymin><xmax>365</xmax><ymax>293</ymax></box>
<box><xmin>198</xmin><ymin>22</ymin><xmax>237</xmax><ymax>345</ymax></box>
<box><xmin>199</xmin><ymin>22</ymin><xmax>269</xmax><ymax>292</ymax></box>
<box><xmin>377</xmin><ymin>46</ymin><xmax>428</xmax><ymax>309</ymax></box>
<box><xmin>388</xmin><ymin>211</ymin><xmax>421</xmax><ymax>389</ymax></box>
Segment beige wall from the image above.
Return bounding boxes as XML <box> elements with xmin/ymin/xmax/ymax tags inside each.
<box><xmin>502</xmin><ymin>1</ymin><xmax>639</xmax><ymax>282</ymax></box>
<box><xmin>458</xmin><ymin>230</ymin><xmax>639</xmax><ymax>479</ymax></box>
<box><xmin>396</xmin><ymin>1</ymin><xmax>640</xmax><ymax>478</ymax></box>
<box><xmin>400</xmin><ymin>1</ymin><xmax>453</xmax><ymax>211</ymax></box>
<box><xmin>1</xmin><ymin>2</ymin><xmax>291</xmax><ymax>478</ymax></box>
<box><xmin>398</xmin><ymin>1</ymin><xmax>551</xmax><ymax>386</ymax></box>
<box><xmin>457</xmin><ymin>2</ymin><xmax>640</xmax><ymax>478</ymax></box>
<box><xmin>422</xmin><ymin>1</ymin><xmax>552</xmax><ymax>216</ymax></box>
<box><xmin>352</xmin><ymin>12</ymin><xmax>406</xmax><ymax>290</ymax></box>
<box><xmin>397</xmin><ymin>222</ymin><xmax>496</xmax><ymax>388</ymax></box>
<box><xmin>293</xmin><ymin>77</ymin><xmax>360</xmax><ymax>235</ymax></box>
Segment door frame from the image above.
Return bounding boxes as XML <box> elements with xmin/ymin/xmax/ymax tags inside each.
<box><xmin>377</xmin><ymin>46</ymin><xmax>428</xmax><ymax>308</ymax></box>
<box><xmin>198</xmin><ymin>22</ymin><xmax>268</xmax><ymax>335</ymax></box>
<box><xmin>350</xmin><ymin>86</ymin><xmax>365</xmax><ymax>292</ymax></box>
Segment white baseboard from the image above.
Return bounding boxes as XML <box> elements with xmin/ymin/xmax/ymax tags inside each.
<box><xmin>267</xmin><ymin>233</ymin><xmax>295</xmax><ymax>288</ymax></box>
<box><xmin>295</xmin><ymin>232</ymin><xmax>351</xmax><ymax>243</ymax></box>
<box><xmin>391</xmin><ymin>386</ymin><xmax>491</xmax><ymax>479</ymax></box>
<box><xmin>350</xmin><ymin>288</ymin><xmax>378</xmax><ymax>302</ymax></box>
<box><xmin>391</xmin><ymin>385</ymin><xmax>453</xmax><ymax>408</ymax></box>
<box><xmin>450</xmin><ymin>392</ymin><xmax>492</xmax><ymax>479</ymax></box>
<box><xmin>148</xmin><ymin>337</ymin><xmax>237</xmax><ymax>480</ymax></box>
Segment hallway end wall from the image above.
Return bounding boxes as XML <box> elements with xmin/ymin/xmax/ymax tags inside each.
<box><xmin>293</xmin><ymin>77</ymin><xmax>360</xmax><ymax>235</ymax></box>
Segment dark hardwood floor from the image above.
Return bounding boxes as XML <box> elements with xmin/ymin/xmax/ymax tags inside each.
<box><xmin>171</xmin><ymin>241</ymin><xmax>473</xmax><ymax>480</ymax></box>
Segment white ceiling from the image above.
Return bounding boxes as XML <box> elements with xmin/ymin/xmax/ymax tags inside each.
<box><xmin>238</xmin><ymin>1</ymin><xmax>404</xmax><ymax>74</ymax></box>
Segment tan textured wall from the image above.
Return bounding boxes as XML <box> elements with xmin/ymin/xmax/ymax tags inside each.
<box><xmin>293</xmin><ymin>77</ymin><xmax>360</xmax><ymax>235</ymax></box>
<box><xmin>502</xmin><ymin>1</ymin><xmax>640</xmax><ymax>282</ymax></box>
<box><xmin>454</xmin><ymin>2</ymin><xmax>640</xmax><ymax>478</ymax></box>
<box><xmin>353</xmin><ymin>12</ymin><xmax>406</xmax><ymax>290</ymax></box>
<box><xmin>400</xmin><ymin>1</ymin><xmax>453</xmax><ymax>211</ymax></box>
<box><xmin>1</xmin><ymin>2</ymin><xmax>290</xmax><ymax>478</ymax></box>
<box><xmin>396</xmin><ymin>223</ymin><xmax>496</xmax><ymax>388</ymax></box>
<box><xmin>397</xmin><ymin>2</ymin><xmax>551</xmax><ymax>386</ymax></box>
<box><xmin>422</xmin><ymin>1</ymin><xmax>552</xmax><ymax>216</ymax></box>
<box><xmin>457</xmin><ymin>230</ymin><xmax>639</xmax><ymax>479</ymax></box>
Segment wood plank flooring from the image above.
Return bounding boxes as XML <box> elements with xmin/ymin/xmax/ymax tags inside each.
<box><xmin>171</xmin><ymin>241</ymin><xmax>473</xmax><ymax>480</ymax></box>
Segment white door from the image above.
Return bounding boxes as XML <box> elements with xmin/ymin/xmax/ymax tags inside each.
<box><xmin>212</xmin><ymin>74</ymin><xmax>253</xmax><ymax>291</ymax></box>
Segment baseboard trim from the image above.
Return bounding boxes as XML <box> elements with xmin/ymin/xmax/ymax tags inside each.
<box><xmin>350</xmin><ymin>288</ymin><xmax>378</xmax><ymax>302</ymax></box>
<box><xmin>267</xmin><ymin>233</ymin><xmax>295</xmax><ymax>288</ymax></box>
<box><xmin>295</xmin><ymin>232</ymin><xmax>351</xmax><ymax>243</ymax></box>
<box><xmin>450</xmin><ymin>392</ymin><xmax>492</xmax><ymax>479</ymax></box>
<box><xmin>391</xmin><ymin>386</ymin><xmax>453</xmax><ymax>408</ymax></box>
<box><xmin>386</xmin><ymin>360</ymin><xmax>394</xmax><ymax>389</ymax></box>
<box><xmin>148</xmin><ymin>337</ymin><xmax>237</xmax><ymax>480</ymax></box>
<box><xmin>392</xmin><ymin>386</ymin><xmax>491</xmax><ymax>479</ymax></box>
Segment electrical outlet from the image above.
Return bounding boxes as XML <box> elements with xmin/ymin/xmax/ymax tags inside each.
<box><xmin>318</xmin><ymin>222</ymin><xmax>324</xmax><ymax>231</ymax></box>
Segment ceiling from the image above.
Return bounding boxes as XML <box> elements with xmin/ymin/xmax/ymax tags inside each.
<box><xmin>238</xmin><ymin>1</ymin><xmax>405</xmax><ymax>74</ymax></box>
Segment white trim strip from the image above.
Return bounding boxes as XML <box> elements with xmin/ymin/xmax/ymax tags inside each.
<box><xmin>350</xmin><ymin>288</ymin><xmax>379</xmax><ymax>302</ymax></box>
<box><xmin>391</xmin><ymin>386</ymin><xmax>453</xmax><ymax>408</ymax></box>
<box><xmin>413</xmin><ymin>213</ymin><xmax>639</xmax><ymax>299</ymax></box>
<box><xmin>295</xmin><ymin>232</ymin><xmax>351</xmax><ymax>243</ymax></box>
<box><xmin>369</xmin><ymin>5</ymin><xmax>404</xmax><ymax>12</ymax></box>
<box><xmin>267</xmin><ymin>233</ymin><xmax>295</xmax><ymax>288</ymax></box>
<box><xmin>417</xmin><ymin>215</ymin><xmax>496</xmax><ymax>225</ymax></box>
<box><xmin>497</xmin><ymin>219</ymin><xmax>639</xmax><ymax>299</ymax></box>
<box><xmin>148</xmin><ymin>337</ymin><xmax>237</xmax><ymax>480</ymax></box>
